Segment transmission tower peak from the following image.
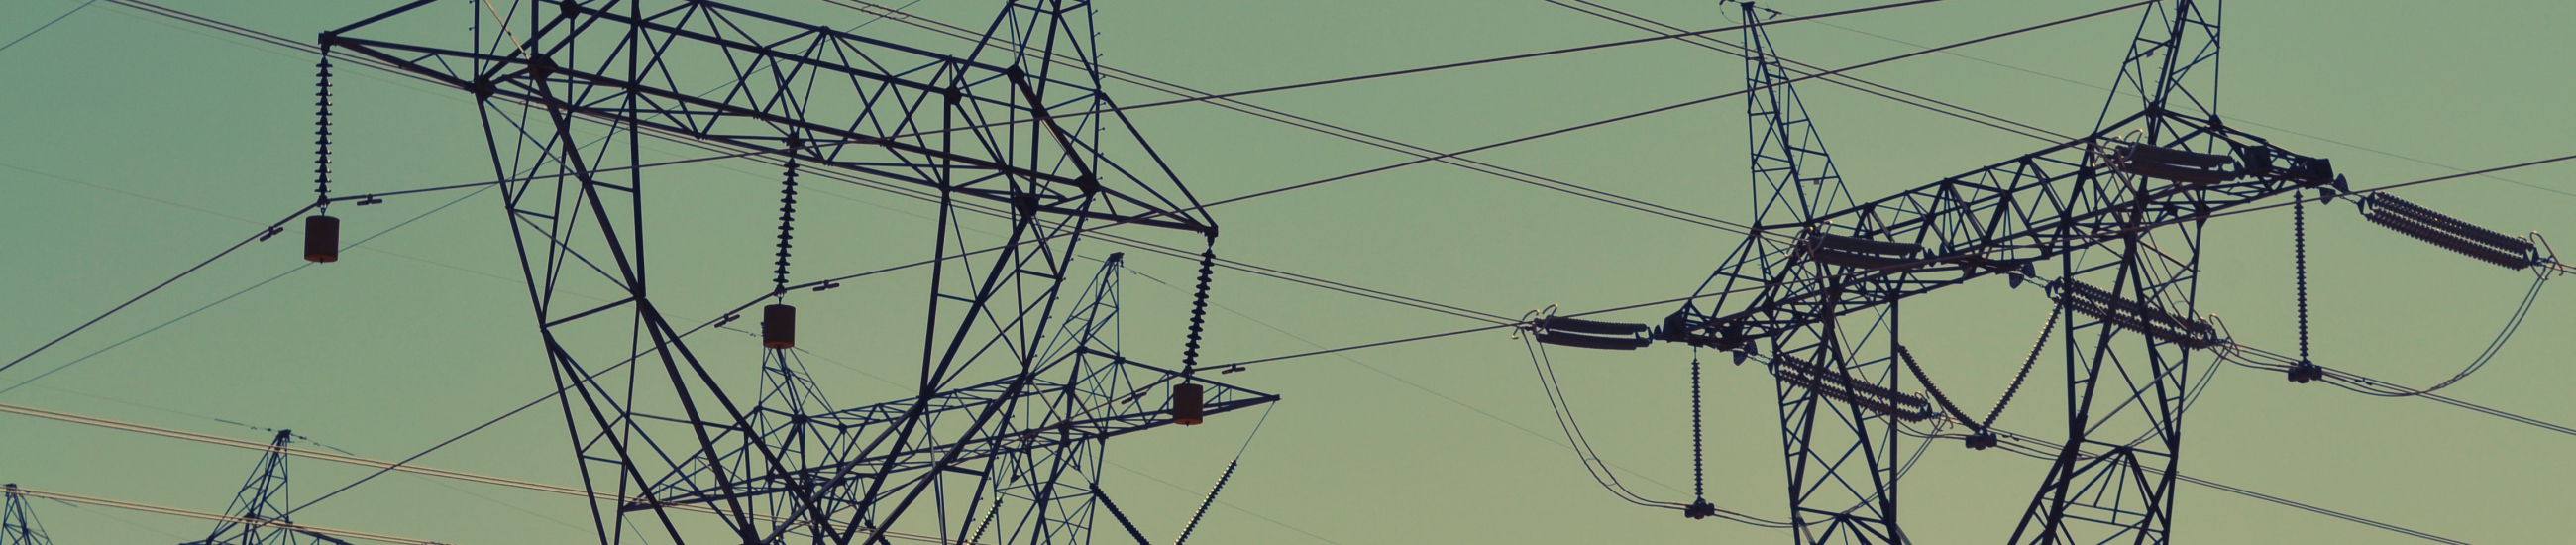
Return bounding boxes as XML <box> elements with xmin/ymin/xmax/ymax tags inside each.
<box><xmin>189</xmin><ymin>431</ymin><xmax>349</xmax><ymax>545</ymax></box>
<box><xmin>1</xmin><ymin>485</ymin><xmax>51</xmax><ymax>545</ymax></box>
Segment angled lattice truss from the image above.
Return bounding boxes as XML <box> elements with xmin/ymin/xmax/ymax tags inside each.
<box><xmin>187</xmin><ymin>431</ymin><xmax>349</xmax><ymax>545</ymax></box>
<box><xmin>321</xmin><ymin>1</ymin><xmax>1258</xmax><ymax>544</ymax></box>
<box><xmin>1654</xmin><ymin>2</ymin><xmax>2343</xmax><ymax>543</ymax></box>
<box><xmin>657</xmin><ymin>255</ymin><xmax>1273</xmax><ymax>544</ymax></box>
<box><xmin>1</xmin><ymin>485</ymin><xmax>51</xmax><ymax>545</ymax></box>
<box><xmin>329</xmin><ymin>0</ymin><xmax>1213</xmax><ymax>233</ymax></box>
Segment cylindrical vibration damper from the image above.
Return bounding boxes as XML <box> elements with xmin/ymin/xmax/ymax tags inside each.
<box><xmin>762</xmin><ymin>304</ymin><xmax>796</xmax><ymax>349</ymax></box>
<box><xmin>1171</xmin><ymin>382</ymin><xmax>1206</xmax><ymax>426</ymax></box>
<box><xmin>304</xmin><ymin>215</ymin><xmax>341</xmax><ymax>263</ymax></box>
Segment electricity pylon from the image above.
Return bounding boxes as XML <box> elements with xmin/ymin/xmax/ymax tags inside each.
<box><xmin>1631</xmin><ymin>2</ymin><xmax>2343</xmax><ymax>543</ymax></box>
<box><xmin>2</xmin><ymin>484</ymin><xmax>51</xmax><ymax>545</ymax></box>
<box><xmin>187</xmin><ymin>431</ymin><xmax>349</xmax><ymax>545</ymax></box>
<box><xmin>323</xmin><ymin>1</ymin><xmax>1248</xmax><ymax>543</ymax></box>
<box><xmin>1674</xmin><ymin>5</ymin><xmax>1913</xmax><ymax>543</ymax></box>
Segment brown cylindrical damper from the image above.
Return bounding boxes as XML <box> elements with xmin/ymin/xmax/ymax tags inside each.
<box><xmin>1171</xmin><ymin>382</ymin><xmax>1205</xmax><ymax>426</ymax></box>
<box><xmin>762</xmin><ymin>304</ymin><xmax>796</xmax><ymax>349</ymax></box>
<box><xmin>304</xmin><ymin>215</ymin><xmax>341</xmax><ymax>263</ymax></box>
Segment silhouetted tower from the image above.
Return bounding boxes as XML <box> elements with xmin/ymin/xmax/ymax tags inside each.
<box><xmin>1</xmin><ymin>485</ymin><xmax>51</xmax><ymax>545</ymax></box>
<box><xmin>2003</xmin><ymin>3</ymin><xmax>2225</xmax><ymax>543</ymax></box>
<box><xmin>728</xmin><ymin>344</ymin><xmax>845</xmax><ymax>544</ymax></box>
<box><xmin>982</xmin><ymin>253</ymin><xmax>1127</xmax><ymax>545</ymax></box>
<box><xmin>187</xmin><ymin>431</ymin><xmax>344</xmax><ymax>545</ymax></box>
<box><xmin>322</xmin><ymin>1</ymin><xmax>1261</xmax><ymax>542</ymax></box>
<box><xmin>1646</xmin><ymin>0</ymin><xmax>2348</xmax><ymax>543</ymax></box>
<box><xmin>1674</xmin><ymin>4</ymin><xmax>1914</xmax><ymax>543</ymax></box>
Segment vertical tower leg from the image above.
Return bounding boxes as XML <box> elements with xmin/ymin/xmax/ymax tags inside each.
<box><xmin>1771</xmin><ymin>298</ymin><xmax>1909</xmax><ymax>545</ymax></box>
<box><xmin>2013</xmin><ymin>4</ymin><xmax>2220</xmax><ymax>539</ymax></box>
<box><xmin>2008</xmin><ymin>223</ymin><xmax>2200</xmax><ymax>545</ymax></box>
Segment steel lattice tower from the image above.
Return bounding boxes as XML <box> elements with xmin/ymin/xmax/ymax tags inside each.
<box><xmin>1</xmin><ymin>485</ymin><xmax>50</xmax><ymax>545</ymax></box>
<box><xmin>1672</xmin><ymin>4</ymin><xmax>1910</xmax><ymax>542</ymax></box>
<box><xmin>2006</xmin><ymin>3</ymin><xmax>2224</xmax><ymax>543</ymax></box>
<box><xmin>322</xmin><ymin>1</ymin><xmax>1268</xmax><ymax>543</ymax></box>
<box><xmin>187</xmin><ymin>431</ymin><xmax>345</xmax><ymax>545</ymax></box>
<box><xmin>981</xmin><ymin>252</ymin><xmax>1141</xmax><ymax>545</ymax></box>
<box><xmin>1636</xmin><ymin>1</ymin><xmax>2349</xmax><ymax>543</ymax></box>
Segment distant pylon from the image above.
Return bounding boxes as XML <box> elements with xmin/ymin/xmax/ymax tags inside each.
<box><xmin>2</xmin><ymin>484</ymin><xmax>51</xmax><ymax>545</ymax></box>
<box><xmin>187</xmin><ymin>431</ymin><xmax>346</xmax><ymax>545</ymax></box>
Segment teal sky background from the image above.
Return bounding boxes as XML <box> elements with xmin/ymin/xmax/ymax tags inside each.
<box><xmin>2</xmin><ymin>0</ymin><xmax>2572</xmax><ymax>543</ymax></box>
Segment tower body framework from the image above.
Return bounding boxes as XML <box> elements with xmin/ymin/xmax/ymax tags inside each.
<box><xmin>1663</xmin><ymin>2</ymin><xmax>2340</xmax><ymax>543</ymax></box>
<box><xmin>324</xmin><ymin>1</ymin><xmax>1246</xmax><ymax>543</ymax></box>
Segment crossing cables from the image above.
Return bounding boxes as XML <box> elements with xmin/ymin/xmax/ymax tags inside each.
<box><xmin>1514</xmin><ymin>329</ymin><xmax>1790</xmax><ymax>528</ymax></box>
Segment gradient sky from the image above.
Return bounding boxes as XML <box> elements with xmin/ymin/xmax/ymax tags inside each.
<box><xmin>2</xmin><ymin>0</ymin><xmax>2571</xmax><ymax>543</ymax></box>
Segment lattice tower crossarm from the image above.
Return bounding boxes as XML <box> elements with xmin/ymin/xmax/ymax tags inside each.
<box><xmin>1650</xmin><ymin>2</ymin><xmax>2345</xmax><ymax>544</ymax></box>
<box><xmin>1660</xmin><ymin>118</ymin><xmax>2343</xmax><ymax>353</ymax></box>
<box><xmin>1704</xmin><ymin>4</ymin><xmax>1910</xmax><ymax>543</ymax></box>
<box><xmin>316</xmin><ymin>1</ymin><xmax>1232</xmax><ymax>543</ymax></box>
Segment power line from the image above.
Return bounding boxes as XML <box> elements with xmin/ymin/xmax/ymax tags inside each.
<box><xmin>1545</xmin><ymin>0</ymin><xmax>2074</xmax><ymax>144</ymax></box>
<box><xmin>0</xmin><ymin>186</ymin><xmax>491</xmax><ymax>395</ymax></box>
<box><xmin>1959</xmin><ymin>428</ymin><xmax>2471</xmax><ymax>545</ymax></box>
<box><xmin>2087</xmin><ymin>152</ymin><xmax>2576</xmax><ymax>254</ymax></box>
<box><xmin>825</xmin><ymin>0</ymin><xmax>1751</xmax><ymax>234</ymax></box>
<box><xmin>2216</xmin><ymin>343</ymin><xmax>2576</xmax><ymax>438</ymax></box>
<box><xmin>0</xmin><ymin>0</ymin><xmax>97</xmax><ymax>54</ymax></box>
<box><xmin>86</xmin><ymin>0</ymin><xmax>2142</xmax><ymax>336</ymax></box>
<box><xmin>1185</xmin><ymin>0</ymin><xmax>2158</xmax><ymax>228</ymax></box>
<box><xmin>9</xmin><ymin>160</ymin><xmax>610</xmax><ymax>297</ymax></box>
<box><xmin>48</xmin><ymin>496</ymin><xmax>189</xmax><ymax>541</ymax></box>
<box><xmin>732</xmin><ymin>141</ymin><xmax>1521</xmax><ymax>326</ymax></box>
<box><xmin>1099</xmin><ymin>461</ymin><xmax>1345</xmax><ymax>545</ymax></box>
<box><xmin>1884</xmin><ymin>343</ymin><xmax>2469</xmax><ymax>545</ymax></box>
<box><xmin>0</xmin><ymin>202</ymin><xmax>306</xmax><ymax>378</ymax></box>
<box><xmin>1798</xmin><ymin>11</ymin><xmax>2576</xmax><ymax>201</ymax></box>
<box><xmin>97</xmin><ymin>0</ymin><xmax>1530</xmax><ymax>332</ymax></box>
<box><xmin>1897</xmin><ymin>343</ymin><xmax>2455</xmax><ymax>544</ymax></box>
<box><xmin>1117</xmin><ymin>259</ymin><xmax>1784</xmax><ymax>529</ymax></box>
<box><xmin>1222</xmin><ymin>149</ymin><xmax>2576</xmax><ymax>370</ymax></box>
<box><xmin>0</xmin><ymin>401</ymin><xmax>963</xmax><ymax>544</ymax></box>
<box><xmin>830</xmin><ymin>0</ymin><xmax>2560</xmax><ymax>377</ymax></box>
<box><xmin>243</xmin><ymin>147</ymin><xmax>2569</xmax><ymax>526</ymax></box>
<box><xmin>0</xmin><ymin>139</ymin><xmax>761</xmax><ymax>380</ymax></box>
<box><xmin>844</xmin><ymin>0</ymin><xmax>2576</xmax><ymax>354</ymax></box>
<box><xmin>855</xmin><ymin>0</ymin><xmax>1964</xmax><ymax>144</ymax></box>
<box><xmin>4</xmin><ymin>486</ymin><xmax>451</xmax><ymax>545</ymax></box>
<box><xmin>105</xmin><ymin>0</ymin><xmax>2555</xmax><ymax>361</ymax></box>
<box><xmin>59</xmin><ymin>1</ymin><xmax>2564</xmax><ymax>542</ymax></box>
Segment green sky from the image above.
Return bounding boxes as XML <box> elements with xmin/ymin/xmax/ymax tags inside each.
<box><xmin>2</xmin><ymin>0</ymin><xmax>2571</xmax><ymax>543</ymax></box>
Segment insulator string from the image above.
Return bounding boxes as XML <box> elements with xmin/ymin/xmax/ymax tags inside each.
<box><xmin>2296</xmin><ymin>191</ymin><xmax>2311</xmax><ymax>367</ymax></box>
<box><xmin>314</xmin><ymin>45</ymin><xmax>334</xmax><ymax>212</ymax></box>
<box><xmin>1896</xmin><ymin>346</ymin><xmax>1974</xmax><ymax>429</ymax></box>
<box><xmin>772</xmin><ymin>157</ymin><xmax>801</xmax><ymax>297</ymax></box>
<box><xmin>1985</xmin><ymin>306</ymin><xmax>2056</xmax><ymax>429</ymax></box>
<box><xmin>1171</xmin><ymin>459</ymin><xmax>1236</xmax><ymax>545</ymax></box>
<box><xmin>1178</xmin><ymin>237</ymin><xmax>1216</xmax><ymax>377</ymax></box>
<box><xmin>1689</xmin><ymin>354</ymin><xmax>1704</xmax><ymax>502</ymax></box>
